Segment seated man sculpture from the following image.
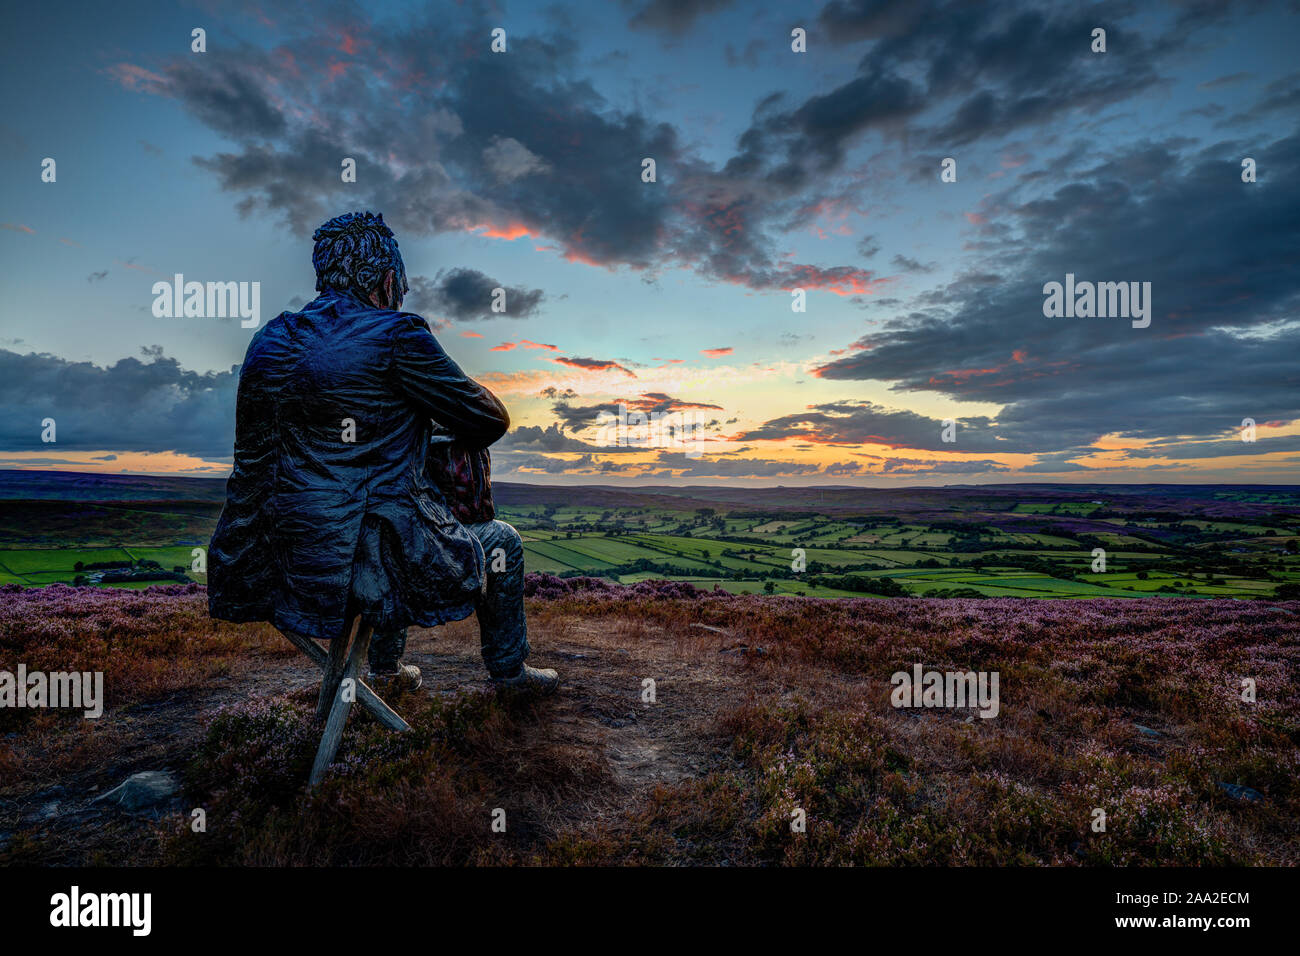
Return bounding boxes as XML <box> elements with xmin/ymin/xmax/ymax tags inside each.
<box><xmin>207</xmin><ymin>211</ymin><xmax>558</xmax><ymax>694</ymax></box>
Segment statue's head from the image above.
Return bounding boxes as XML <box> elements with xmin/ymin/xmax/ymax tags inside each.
<box><xmin>311</xmin><ymin>211</ymin><xmax>409</xmax><ymax>310</ymax></box>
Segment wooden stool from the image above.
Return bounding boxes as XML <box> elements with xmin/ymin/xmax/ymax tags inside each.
<box><xmin>279</xmin><ymin>616</ymin><xmax>410</xmax><ymax>786</ymax></box>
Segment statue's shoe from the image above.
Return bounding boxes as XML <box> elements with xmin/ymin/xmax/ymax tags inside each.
<box><xmin>367</xmin><ymin>663</ymin><xmax>422</xmax><ymax>692</ymax></box>
<box><xmin>493</xmin><ymin>663</ymin><xmax>560</xmax><ymax>696</ymax></box>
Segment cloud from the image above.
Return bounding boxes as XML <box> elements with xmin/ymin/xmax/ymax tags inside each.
<box><xmin>497</xmin><ymin>423</ymin><xmax>634</xmax><ymax>454</ymax></box>
<box><xmin>539</xmin><ymin>386</ymin><xmax>578</xmax><ymax>400</ymax></box>
<box><xmin>891</xmin><ymin>254</ymin><xmax>936</xmax><ymax>273</ymax></box>
<box><xmin>110</xmin><ymin>4</ymin><xmax>895</xmax><ymax>296</ymax></box>
<box><xmin>736</xmin><ymin>399</ymin><xmax>1024</xmax><ymax>453</ymax></box>
<box><xmin>407</xmin><ymin>268</ymin><xmax>545</xmax><ymax>321</ymax></box>
<box><xmin>1198</xmin><ymin>71</ymin><xmax>1252</xmax><ymax>90</ymax></box>
<box><xmin>809</xmin><ymin>131</ymin><xmax>1300</xmax><ymax>457</ymax></box>
<box><xmin>1121</xmin><ymin>434</ymin><xmax>1300</xmax><ymax>460</ymax></box>
<box><xmin>626</xmin><ymin>0</ymin><xmax>735</xmax><ymax>36</ymax></box>
<box><xmin>724</xmin><ymin>39</ymin><xmax>764</xmax><ymax>69</ymax></box>
<box><xmin>877</xmin><ymin>457</ymin><xmax>1011</xmax><ymax>476</ymax></box>
<box><xmin>0</xmin><ymin>348</ymin><xmax>237</xmax><ymax>459</ymax></box>
<box><xmin>550</xmin><ymin>392</ymin><xmax>723</xmax><ymax>431</ymax></box>
<box><xmin>482</xmin><ymin>136</ymin><xmax>552</xmax><ymax>182</ymax></box>
<box><xmin>553</xmin><ymin>356</ymin><xmax>637</xmax><ymax>377</ymax></box>
<box><xmin>723</xmin><ymin>0</ymin><xmax>1238</xmax><ymax>208</ymax></box>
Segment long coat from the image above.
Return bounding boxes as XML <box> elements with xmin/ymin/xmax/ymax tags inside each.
<box><xmin>207</xmin><ymin>288</ymin><xmax>508</xmax><ymax>641</ymax></box>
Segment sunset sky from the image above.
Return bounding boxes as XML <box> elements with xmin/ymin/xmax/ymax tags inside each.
<box><xmin>1</xmin><ymin>0</ymin><xmax>1297</xmax><ymax>485</ymax></box>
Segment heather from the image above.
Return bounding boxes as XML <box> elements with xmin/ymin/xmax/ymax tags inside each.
<box><xmin>0</xmin><ymin>583</ymin><xmax>286</xmax><ymax>726</ymax></box>
<box><xmin>2</xmin><ymin>579</ymin><xmax>1298</xmax><ymax>865</ymax></box>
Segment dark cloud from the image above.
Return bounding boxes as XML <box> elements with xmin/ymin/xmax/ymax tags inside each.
<box><xmin>626</xmin><ymin>0</ymin><xmax>735</xmax><ymax>36</ymax></box>
<box><xmin>497</xmin><ymin>423</ymin><xmax>633</xmax><ymax>454</ymax></box>
<box><xmin>1021</xmin><ymin>454</ymin><xmax>1094</xmax><ymax>473</ymax></box>
<box><xmin>407</xmin><ymin>268</ymin><xmax>545</xmax><ymax>321</ymax></box>
<box><xmin>1246</xmin><ymin>71</ymin><xmax>1300</xmax><ymax>118</ymax></box>
<box><xmin>891</xmin><ymin>254</ymin><xmax>936</xmax><ymax>273</ymax></box>
<box><xmin>646</xmin><ymin>452</ymin><xmax>821</xmax><ymax>477</ymax></box>
<box><xmin>539</xmin><ymin>386</ymin><xmax>578</xmax><ymax>400</ymax></box>
<box><xmin>727</xmin><ymin>0</ymin><xmax>1230</xmax><ymax>193</ymax></box>
<box><xmin>1122</xmin><ymin>434</ymin><xmax>1300</xmax><ymax>460</ymax></box>
<box><xmin>115</xmin><ymin>4</ymin><xmax>887</xmax><ymax>295</ymax></box>
<box><xmin>551</xmin><ymin>392</ymin><xmax>722</xmax><ymax>430</ymax></box>
<box><xmin>166</xmin><ymin>57</ymin><xmax>288</xmax><ymax>139</ymax></box>
<box><xmin>1198</xmin><ymin>72</ymin><xmax>1252</xmax><ymax>90</ymax></box>
<box><xmin>811</xmin><ymin>131</ymin><xmax>1300</xmax><ymax>456</ymax></box>
<box><xmin>878</xmin><ymin>457</ymin><xmax>1011</xmax><ymax>475</ymax></box>
<box><xmin>552</xmin><ymin>399</ymin><xmax>621</xmax><ymax>430</ymax></box>
<box><xmin>553</xmin><ymin>356</ymin><xmax>637</xmax><ymax>377</ymax></box>
<box><xmin>0</xmin><ymin>349</ymin><xmax>237</xmax><ymax>458</ymax></box>
<box><xmin>724</xmin><ymin>38</ymin><xmax>764</xmax><ymax>69</ymax></box>
<box><xmin>736</xmin><ymin>399</ymin><xmax>1027</xmax><ymax>453</ymax></box>
<box><xmin>153</xmin><ymin>9</ymin><xmax>681</xmax><ymax>272</ymax></box>
<box><xmin>496</xmin><ymin>451</ymin><xmax>601</xmax><ymax>475</ymax></box>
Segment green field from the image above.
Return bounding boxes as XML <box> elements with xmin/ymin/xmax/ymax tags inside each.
<box><xmin>4</xmin><ymin>485</ymin><xmax>1298</xmax><ymax>600</ymax></box>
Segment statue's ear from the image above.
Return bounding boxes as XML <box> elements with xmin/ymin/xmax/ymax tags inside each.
<box><xmin>377</xmin><ymin>269</ymin><xmax>398</xmax><ymax>309</ymax></box>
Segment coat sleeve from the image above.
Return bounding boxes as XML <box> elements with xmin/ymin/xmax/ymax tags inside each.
<box><xmin>391</xmin><ymin>315</ymin><xmax>510</xmax><ymax>448</ymax></box>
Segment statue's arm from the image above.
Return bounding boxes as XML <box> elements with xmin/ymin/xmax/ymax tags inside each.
<box><xmin>392</xmin><ymin>316</ymin><xmax>510</xmax><ymax>449</ymax></box>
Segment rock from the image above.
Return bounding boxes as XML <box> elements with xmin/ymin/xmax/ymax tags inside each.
<box><xmin>1135</xmin><ymin>724</ymin><xmax>1161</xmax><ymax>738</ymax></box>
<box><xmin>690</xmin><ymin>623</ymin><xmax>733</xmax><ymax>636</ymax></box>
<box><xmin>92</xmin><ymin>770</ymin><xmax>180</xmax><ymax>811</ymax></box>
<box><xmin>1216</xmin><ymin>782</ymin><xmax>1263</xmax><ymax>803</ymax></box>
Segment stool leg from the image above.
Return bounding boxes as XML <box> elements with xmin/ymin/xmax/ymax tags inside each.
<box><xmin>309</xmin><ymin>621</ymin><xmax>375</xmax><ymax>787</ymax></box>
<box><xmin>317</xmin><ymin>616</ymin><xmax>355</xmax><ymax>721</ymax></box>
<box><xmin>279</xmin><ymin>630</ymin><xmax>409</xmax><ymax>732</ymax></box>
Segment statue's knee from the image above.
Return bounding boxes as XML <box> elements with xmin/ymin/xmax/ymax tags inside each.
<box><xmin>498</xmin><ymin>520</ymin><xmax>523</xmax><ymax>559</ymax></box>
<box><xmin>486</xmin><ymin>521</ymin><xmax>523</xmax><ymax>573</ymax></box>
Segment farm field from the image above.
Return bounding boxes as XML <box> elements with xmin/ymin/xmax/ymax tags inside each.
<box><xmin>2</xmin><ymin>472</ymin><xmax>1298</xmax><ymax>600</ymax></box>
